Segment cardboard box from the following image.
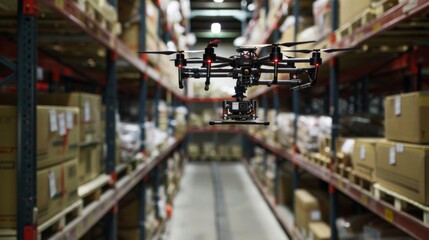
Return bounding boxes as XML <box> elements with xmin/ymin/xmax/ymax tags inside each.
<box><xmin>376</xmin><ymin>140</ymin><xmax>429</xmax><ymax>205</ymax></box>
<box><xmin>339</xmin><ymin>0</ymin><xmax>371</xmax><ymax>26</ymax></box>
<box><xmin>0</xmin><ymin>158</ymin><xmax>78</xmax><ymax>228</ymax></box>
<box><xmin>79</xmin><ymin>143</ymin><xmax>101</xmax><ymax>185</ymax></box>
<box><xmin>385</xmin><ymin>92</ymin><xmax>429</xmax><ymax>143</ymax></box>
<box><xmin>0</xmin><ymin>105</ymin><xmax>79</xmax><ymax>169</ymax></box>
<box><xmin>308</xmin><ymin>221</ymin><xmax>331</xmax><ymax>240</ymax></box>
<box><xmin>313</xmin><ymin>0</ymin><xmax>331</xmax><ymax>40</ymax></box>
<box><xmin>294</xmin><ymin>189</ymin><xmax>321</xmax><ymax>235</ymax></box>
<box><xmin>351</xmin><ymin>138</ymin><xmax>381</xmax><ymax>182</ymax></box>
<box><xmin>38</xmin><ymin>93</ymin><xmax>102</xmax><ymax>144</ymax></box>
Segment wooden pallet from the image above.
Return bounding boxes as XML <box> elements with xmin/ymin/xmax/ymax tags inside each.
<box><xmin>78</xmin><ymin>174</ymin><xmax>111</xmax><ymax>207</ymax></box>
<box><xmin>336</xmin><ymin>8</ymin><xmax>377</xmax><ymax>41</ymax></box>
<box><xmin>373</xmin><ymin>183</ymin><xmax>429</xmax><ymax>227</ymax></box>
<box><xmin>0</xmin><ymin>200</ymin><xmax>83</xmax><ymax>240</ymax></box>
<box><xmin>335</xmin><ymin>0</ymin><xmax>400</xmax><ymax>41</ymax></box>
<box><xmin>309</xmin><ymin>152</ymin><xmax>330</xmax><ymax>169</ymax></box>
<box><xmin>335</xmin><ymin>163</ymin><xmax>352</xmax><ymax>180</ymax></box>
<box><xmin>83</xmin><ymin>0</ymin><xmax>121</xmax><ymax>35</ymax></box>
<box><xmin>38</xmin><ymin>200</ymin><xmax>83</xmax><ymax>240</ymax></box>
<box><xmin>349</xmin><ymin>171</ymin><xmax>374</xmax><ymax>193</ymax></box>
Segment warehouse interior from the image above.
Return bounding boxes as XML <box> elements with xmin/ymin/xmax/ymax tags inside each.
<box><xmin>1</xmin><ymin>0</ymin><xmax>429</xmax><ymax>239</ymax></box>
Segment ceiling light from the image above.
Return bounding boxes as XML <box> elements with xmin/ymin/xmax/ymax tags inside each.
<box><xmin>214</xmin><ymin>0</ymin><xmax>224</xmax><ymax>3</ymax></box>
<box><xmin>211</xmin><ymin>23</ymin><xmax>221</xmax><ymax>33</ymax></box>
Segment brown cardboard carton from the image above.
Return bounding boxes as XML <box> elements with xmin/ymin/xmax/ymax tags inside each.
<box><xmin>385</xmin><ymin>92</ymin><xmax>429</xmax><ymax>143</ymax></box>
<box><xmin>308</xmin><ymin>221</ymin><xmax>331</xmax><ymax>240</ymax></box>
<box><xmin>38</xmin><ymin>93</ymin><xmax>102</xmax><ymax>144</ymax></box>
<box><xmin>376</xmin><ymin>140</ymin><xmax>429</xmax><ymax>205</ymax></box>
<box><xmin>79</xmin><ymin>143</ymin><xmax>101</xmax><ymax>185</ymax></box>
<box><xmin>351</xmin><ymin>138</ymin><xmax>382</xmax><ymax>182</ymax></box>
<box><xmin>63</xmin><ymin>158</ymin><xmax>79</xmax><ymax>206</ymax></box>
<box><xmin>294</xmin><ymin>189</ymin><xmax>321</xmax><ymax>235</ymax></box>
<box><xmin>0</xmin><ymin>105</ymin><xmax>79</xmax><ymax>169</ymax></box>
<box><xmin>0</xmin><ymin>158</ymin><xmax>78</xmax><ymax>228</ymax></box>
<box><xmin>339</xmin><ymin>0</ymin><xmax>371</xmax><ymax>26</ymax></box>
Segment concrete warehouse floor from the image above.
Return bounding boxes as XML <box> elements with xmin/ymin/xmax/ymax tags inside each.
<box><xmin>168</xmin><ymin>162</ymin><xmax>289</xmax><ymax>240</ymax></box>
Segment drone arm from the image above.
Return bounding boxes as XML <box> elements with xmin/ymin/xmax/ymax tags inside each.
<box><xmin>258</xmin><ymin>79</ymin><xmax>301</xmax><ymax>86</ymax></box>
<box><xmin>216</xmin><ymin>56</ymin><xmax>233</xmax><ymax>62</ymax></box>
<box><xmin>290</xmin><ymin>67</ymin><xmax>319</xmax><ymax>91</ymax></box>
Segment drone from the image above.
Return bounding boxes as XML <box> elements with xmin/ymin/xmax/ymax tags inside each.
<box><xmin>140</xmin><ymin>40</ymin><xmax>355</xmax><ymax>125</ymax></box>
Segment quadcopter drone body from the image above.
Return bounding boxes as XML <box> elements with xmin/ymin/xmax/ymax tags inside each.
<box><xmin>140</xmin><ymin>40</ymin><xmax>354</xmax><ymax>125</ymax></box>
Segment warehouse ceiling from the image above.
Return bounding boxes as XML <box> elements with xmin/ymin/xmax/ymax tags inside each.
<box><xmin>189</xmin><ymin>0</ymin><xmax>254</xmax><ymax>42</ymax></box>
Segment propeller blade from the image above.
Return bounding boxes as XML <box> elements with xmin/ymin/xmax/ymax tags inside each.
<box><xmin>322</xmin><ymin>47</ymin><xmax>360</xmax><ymax>53</ymax></box>
<box><xmin>138</xmin><ymin>50</ymin><xmax>177</xmax><ymax>55</ymax></box>
<box><xmin>283</xmin><ymin>49</ymin><xmax>313</xmax><ymax>54</ymax></box>
<box><xmin>278</xmin><ymin>40</ymin><xmax>316</xmax><ymax>47</ymax></box>
<box><xmin>241</xmin><ymin>40</ymin><xmax>316</xmax><ymax>48</ymax></box>
<box><xmin>139</xmin><ymin>50</ymin><xmax>204</xmax><ymax>55</ymax></box>
<box><xmin>283</xmin><ymin>47</ymin><xmax>359</xmax><ymax>54</ymax></box>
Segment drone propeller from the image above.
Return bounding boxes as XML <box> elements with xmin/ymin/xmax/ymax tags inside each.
<box><xmin>169</xmin><ymin>57</ymin><xmax>202</xmax><ymax>61</ymax></box>
<box><xmin>242</xmin><ymin>40</ymin><xmax>316</xmax><ymax>48</ymax></box>
<box><xmin>283</xmin><ymin>47</ymin><xmax>359</xmax><ymax>54</ymax></box>
<box><xmin>138</xmin><ymin>50</ymin><xmax>204</xmax><ymax>55</ymax></box>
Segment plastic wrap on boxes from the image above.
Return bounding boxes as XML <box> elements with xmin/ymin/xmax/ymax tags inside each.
<box><xmin>276</xmin><ymin>113</ymin><xmax>295</xmax><ymax>148</ymax></box>
<box><xmin>297</xmin><ymin>115</ymin><xmax>332</xmax><ymax>154</ymax></box>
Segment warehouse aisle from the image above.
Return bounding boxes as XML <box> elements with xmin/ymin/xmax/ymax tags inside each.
<box><xmin>168</xmin><ymin>162</ymin><xmax>289</xmax><ymax>240</ymax></box>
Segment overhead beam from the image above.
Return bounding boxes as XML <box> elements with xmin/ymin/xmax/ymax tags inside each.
<box><xmin>195</xmin><ymin>31</ymin><xmax>241</xmax><ymax>38</ymax></box>
<box><xmin>190</xmin><ymin>9</ymin><xmax>251</xmax><ymax>21</ymax></box>
<box><xmin>190</xmin><ymin>2</ymin><xmax>240</xmax><ymax>9</ymax></box>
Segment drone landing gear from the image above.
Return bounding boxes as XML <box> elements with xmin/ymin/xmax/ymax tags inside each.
<box><xmin>209</xmin><ymin>120</ymin><xmax>270</xmax><ymax>126</ymax></box>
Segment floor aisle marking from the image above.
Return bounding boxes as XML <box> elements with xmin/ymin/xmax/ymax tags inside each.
<box><xmin>211</xmin><ymin>162</ymin><xmax>231</xmax><ymax>240</ymax></box>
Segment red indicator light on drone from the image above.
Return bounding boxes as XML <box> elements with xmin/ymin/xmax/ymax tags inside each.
<box><xmin>315</xmin><ymin>63</ymin><xmax>320</xmax><ymax>67</ymax></box>
<box><xmin>208</xmin><ymin>59</ymin><xmax>212</xmax><ymax>63</ymax></box>
<box><xmin>178</xmin><ymin>64</ymin><xmax>182</xmax><ymax>68</ymax></box>
<box><xmin>274</xmin><ymin>59</ymin><xmax>278</xmax><ymax>63</ymax></box>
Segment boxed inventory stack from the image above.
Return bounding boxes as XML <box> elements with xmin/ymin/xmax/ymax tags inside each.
<box><xmin>38</xmin><ymin>93</ymin><xmax>103</xmax><ymax>185</ymax></box>
<box><xmin>376</xmin><ymin>92</ymin><xmax>429</xmax><ymax>205</ymax></box>
<box><xmin>0</xmin><ymin>105</ymin><xmax>80</xmax><ymax>228</ymax></box>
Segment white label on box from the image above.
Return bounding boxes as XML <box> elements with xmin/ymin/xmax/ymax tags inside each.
<box><xmin>310</xmin><ymin>210</ymin><xmax>321</xmax><ymax>221</ymax></box>
<box><xmin>342</xmin><ymin>139</ymin><xmax>355</xmax><ymax>154</ymax></box>
<box><xmin>49</xmin><ymin>171</ymin><xmax>57</xmax><ymax>198</ymax></box>
<box><xmin>58</xmin><ymin>113</ymin><xmax>66</xmax><ymax>136</ymax></box>
<box><xmin>66</xmin><ymin>110</ymin><xmax>74</xmax><ymax>129</ymax></box>
<box><xmin>396</xmin><ymin>143</ymin><xmax>404</xmax><ymax>153</ymax></box>
<box><xmin>49</xmin><ymin>109</ymin><xmax>58</xmax><ymax>132</ymax></box>
<box><xmin>394</xmin><ymin>96</ymin><xmax>401</xmax><ymax>116</ymax></box>
<box><xmin>84</xmin><ymin>101</ymin><xmax>91</xmax><ymax>122</ymax></box>
<box><xmin>389</xmin><ymin>146</ymin><xmax>396</xmax><ymax>165</ymax></box>
<box><xmin>360</xmin><ymin>145</ymin><xmax>366</xmax><ymax>160</ymax></box>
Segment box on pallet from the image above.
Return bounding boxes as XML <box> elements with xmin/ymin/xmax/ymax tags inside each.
<box><xmin>294</xmin><ymin>189</ymin><xmax>321</xmax><ymax>236</ymax></box>
<box><xmin>339</xmin><ymin>0</ymin><xmax>372</xmax><ymax>26</ymax></box>
<box><xmin>0</xmin><ymin>105</ymin><xmax>79</xmax><ymax>169</ymax></box>
<box><xmin>308</xmin><ymin>221</ymin><xmax>331</xmax><ymax>240</ymax></box>
<box><xmin>385</xmin><ymin>91</ymin><xmax>429</xmax><ymax>143</ymax></box>
<box><xmin>38</xmin><ymin>93</ymin><xmax>102</xmax><ymax>144</ymax></box>
<box><xmin>118</xmin><ymin>187</ymin><xmax>153</xmax><ymax>228</ymax></box>
<box><xmin>376</xmin><ymin>140</ymin><xmax>429</xmax><ymax>205</ymax></box>
<box><xmin>0</xmin><ymin>158</ymin><xmax>78</xmax><ymax>228</ymax></box>
<box><xmin>79</xmin><ymin>143</ymin><xmax>101</xmax><ymax>185</ymax></box>
<box><xmin>351</xmin><ymin>138</ymin><xmax>381</xmax><ymax>182</ymax></box>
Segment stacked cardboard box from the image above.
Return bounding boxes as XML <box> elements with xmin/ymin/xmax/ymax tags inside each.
<box><xmin>351</xmin><ymin>138</ymin><xmax>381</xmax><ymax>183</ymax></box>
<box><xmin>308</xmin><ymin>221</ymin><xmax>331</xmax><ymax>240</ymax></box>
<box><xmin>376</xmin><ymin>92</ymin><xmax>429</xmax><ymax>205</ymax></box>
<box><xmin>38</xmin><ymin>93</ymin><xmax>103</xmax><ymax>185</ymax></box>
<box><xmin>0</xmin><ymin>106</ymin><xmax>79</xmax><ymax>228</ymax></box>
<box><xmin>294</xmin><ymin>189</ymin><xmax>322</xmax><ymax>236</ymax></box>
<box><xmin>117</xmin><ymin>187</ymin><xmax>157</xmax><ymax>240</ymax></box>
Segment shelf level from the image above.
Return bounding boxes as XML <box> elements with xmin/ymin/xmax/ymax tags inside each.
<box><xmin>246</xmin><ymin>132</ymin><xmax>429</xmax><ymax>240</ymax></box>
<box><xmin>42</xmin><ymin>0</ymin><xmax>183</xmax><ymax>98</ymax></box>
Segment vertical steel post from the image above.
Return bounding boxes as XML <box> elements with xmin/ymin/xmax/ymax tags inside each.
<box><xmin>139</xmin><ymin>0</ymin><xmax>148</xmax><ymax>238</ymax></box>
<box><xmin>17</xmin><ymin>0</ymin><xmax>37</xmax><ymax>239</ymax></box>
<box><xmin>139</xmin><ymin>181</ymin><xmax>147</xmax><ymax>240</ymax></box>
<box><xmin>362</xmin><ymin>76</ymin><xmax>369</xmax><ymax>113</ymax></box>
<box><xmin>353</xmin><ymin>82</ymin><xmax>360</xmax><ymax>113</ymax></box>
<box><xmin>240</xmin><ymin>0</ymin><xmax>247</xmax><ymax>35</ymax></box>
<box><xmin>274</xmin><ymin>158</ymin><xmax>281</xmax><ymax>202</ymax></box>
<box><xmin>169</xmin><ymin>94</ymin><xmax>176</xmax><ymax>134</ymax></box>
<box><xmin>154</xmin><ymin>84</ymin><xmax>161</xmax><ymax>128</ymax></box>
<box><xmin>323</xmin><ymin>86</ymin><xmax>329</xmax><ymax>115</ymax></box>
<box><xmin>153</xmin><ymin>166</ymin><xmax>160</xmax><ymax>219</ymax></box>
<box><xmin>329</xmin><ymin>0</ymin><xmax>340</xmax><ymax>239</ymax></box>
<box><xmin>105</xmin><ymin>1</ymin><xmax>118</xmax><ymax>239</ymax></box>
<box><xmin>416</xmin><ymin>63</ymin><xmax>423</xmax><ymax>91</ymax></box>
<box><xmin>292</xmin><ymin>0</ymin><xmax>300</xmax><ymax>147</ymax></box>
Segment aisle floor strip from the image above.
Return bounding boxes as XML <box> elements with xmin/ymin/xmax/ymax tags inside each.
<box><xmin>211</xmin><ymin>162</ymin><xmax>232</xmax><ymax>240</ymax></box>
